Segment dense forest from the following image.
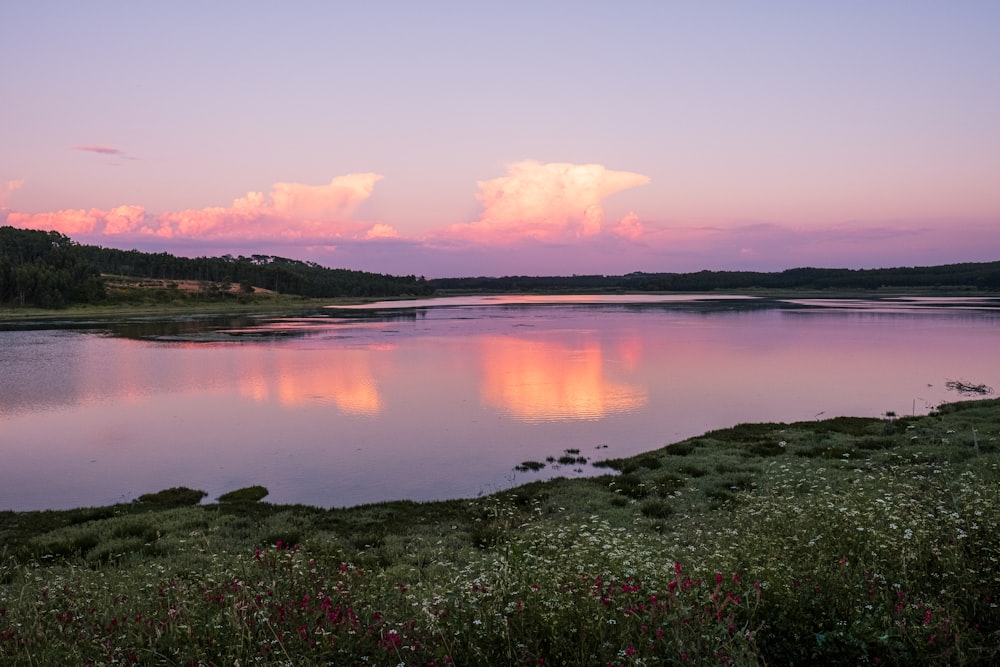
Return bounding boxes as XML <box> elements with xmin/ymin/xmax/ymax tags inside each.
<box><xmin>0</xmin><ymin>227</ymin><xmax>432</xmax><ymax>308</ymax></box>
<box><xmin>76</xmin><ymin>246</ymin><xmax>433</xmax><ymax>299</ymax></box>
<box><xmin>0</xmin><ymin>228</ymin><xmax>105</xmax><ymax>307</ymax></box>
<box><xmin>429</xmin><ymin>262</ymin><xmax>1000</xmax><ymax>292</ymax></box>
<box><xmin>3</xmin><ymin>225</ymin><xmax>999</xmax><ymax>309</ymax></box>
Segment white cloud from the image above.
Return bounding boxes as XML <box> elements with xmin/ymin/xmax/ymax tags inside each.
<box><xmin>438</xmin><ymin>161</ymin><xmax>650</xmax><ymax>243</ymax></box>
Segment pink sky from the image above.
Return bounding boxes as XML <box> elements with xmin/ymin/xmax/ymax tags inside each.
<box><xmin>2</xmin><ymin>3</ymin><xmax>998</xmax><ymax>277</ymax></box>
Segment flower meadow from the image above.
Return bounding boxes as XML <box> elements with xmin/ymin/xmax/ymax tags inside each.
<box><xmin>2</xmin><ymin>399</ymin><xmax>999</xmax><ymax>665</ymax></box>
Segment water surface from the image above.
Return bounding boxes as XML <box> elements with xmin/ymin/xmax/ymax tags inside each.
<box><xmin>2</xmin><ymin>294</ymin><xmax>998</xmax><ymax>511</ymax></box>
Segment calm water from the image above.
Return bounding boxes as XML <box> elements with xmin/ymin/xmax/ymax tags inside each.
<box><xmin>2</xmin><ymin>294</ymin><xmax>999</xmax><ymax>511</ymax></box>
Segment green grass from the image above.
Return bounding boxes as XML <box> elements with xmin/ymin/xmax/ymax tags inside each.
<box><xmin>0</xmin><ymin>293</ymin><xmax>371</xmax><ymax>321</ymax></box>
<box><xmin>2</xmin><ymin>398</ymin><xmax>999</xmax><ymax>665</ymax></box>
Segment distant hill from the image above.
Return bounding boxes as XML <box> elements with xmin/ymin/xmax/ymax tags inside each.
<box><xmin>428</xmin><ymin>262</ymin><xmax>1000</xmax><ymax>293</ymax></box>
<box><xmin>76</xmin><ymin>245</ymin><xmax>433</xmax><ymax>300</ymax></box>
<box><xmin>0</xmin><ymin>227</ymin><xmax>432</xmax><ymax>308</ymax></box>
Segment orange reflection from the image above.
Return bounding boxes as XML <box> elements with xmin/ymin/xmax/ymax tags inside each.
<box><xmin>480</xmin><ymin>336</ymin><xmax>646</xmax><ymax>422</ymax></box>
<box><xmin>617</xmin><ymin>335</ymin><xmax>644</xmax><ymax>372</ymax></box>
<box><xmin>246</xmin><ymin>349</ymin><xmax>385</xmax><ymax>415</ymax></box>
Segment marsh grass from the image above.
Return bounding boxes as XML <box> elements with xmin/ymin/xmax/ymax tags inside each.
<box><xmin>3</xmin><ymin>398</ymin><xmax>1000</xmax><ymax>665</ymax></box>
<box><xmin>137</xmin><ymin>487</ymin><xmax>208</xmax><ymax>508</ymax></box>
<box><xmin>218</xmin><ymin>486</ymin><xmax>270</xmax><ymax>503</ymax></box>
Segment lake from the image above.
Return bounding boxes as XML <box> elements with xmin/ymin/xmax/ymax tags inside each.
<box><xmin>2</xmin><ymin>294</ymin><xmax>999</xmax><ymax>511</ymax></box>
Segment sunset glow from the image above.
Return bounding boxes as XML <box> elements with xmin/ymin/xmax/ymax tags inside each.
<box><xmin>2</xmin><ymin>3</ymin><xmax>997</xmax><ymax>276</ymax></box>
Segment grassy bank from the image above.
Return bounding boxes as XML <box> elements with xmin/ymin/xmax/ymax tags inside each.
<box><xmin>0</xmin><ymin>294</ymin><xmax>362</xmax><ymax>322</ymax></box>
<box><xmin>2</xmin><ymin>399</ymin><xmax>999</xmax><ymax>665</ymax></box>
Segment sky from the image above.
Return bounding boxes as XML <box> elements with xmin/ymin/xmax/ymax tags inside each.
<box><xmin>2</xmin><ymin>1</ymin><xmax>999</xmax><ymax>278</ymax></box>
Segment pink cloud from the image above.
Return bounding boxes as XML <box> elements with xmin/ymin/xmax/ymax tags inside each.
<box><xmin>365</xmin><ymin>223</ymin><xmax>400</xmax><ymax>240</ymax></box>
<box><xmin>73</xmin><ymin>145</ymin><xmax>123</xmax><ymax>155</ymax></box>
<box><xmin>7</xmin><ymin>164</ymin><xmax>995</xmax><ymax>279</ymax></box>
<box><xmin>613</xmin><ymin>211</ymin><xmax>643</xmax><ymax>240</ymax></box>
<box><xmin>6</xmin><ymin>174</ymin><xmax>384</xmax><ymax>243</ymax></box>
<box><xmin>7</xmin><ymin>208</ymin><xmax>111</xmax><ymax>235</ymax></box>
<box><xmin>269</xmin><ymin>174</ymin><xmax>382</xmax><ymax>219</ymax></box>
<box><xmin>437</xmin><ymin>161</ymin><xmax>650</xmax><ymax>243</ymax></box>
<box><xmin>627</xmin><ymin>220</ymin><xmax>1000</xmax><ymax>272</ymax></box>
<box><xmin>102</xmin><ymin>205</ymin><xmax>148</xmax><ymax>234</ymax></box>
<box><xmin>155</xmin><ymin>174</ymin><xmax>382</xmax><ymax>240</ymax></box>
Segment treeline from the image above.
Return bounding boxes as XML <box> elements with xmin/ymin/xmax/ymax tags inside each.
<box><xmin>429</xmin><ymin>262</ymin><xmax>1000</xmax><ymax>292</ymax></box>
<box><xmin>76</xmin><ymin>247</ymin><xmax>433</xmax><ymax>299</ymax></box>
<box><xmin>0</xmin><ymin>228</ymin><xmax>105</xmax><ymax>307</ymax></box>
<box><xmin>0</xmin><ymin>226</ymin><xmax>432</xmax><ymax>308</ymax></box>
<box><xmin>5</xmin><ymin>225</ymin><xmax>1000</xmax><ymax>309</ymax></box>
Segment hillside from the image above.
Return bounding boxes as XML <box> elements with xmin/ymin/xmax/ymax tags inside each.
<box><xmin>0</xmin><ymin>226</ymin><xmax>433</xmax><ymax>308</ymax></box>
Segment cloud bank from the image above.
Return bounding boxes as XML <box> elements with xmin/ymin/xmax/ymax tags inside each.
<box><xmin>6</xmin><ymin>174</ymin><xmax>389</xmax><ymax>242</ymax></box>
<box><xmin>5</xmin><ymin>161</ymin><xmax>650</xmax><ymax>252</ymax></box>
<box><xmin>4</xmin><ymin>161</ymin><xmax>994</xmax><ymax>278</ymax></box>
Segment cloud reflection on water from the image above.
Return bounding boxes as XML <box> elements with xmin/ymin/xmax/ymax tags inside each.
<box><xmin>479</xmin><ymin>335</ymin><xmax>647</xmax><ymax>422</ymax></box>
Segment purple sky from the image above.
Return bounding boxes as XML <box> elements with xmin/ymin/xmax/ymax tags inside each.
<box><xmin>2</xmin><ymin>1</ymin><xmax>998</xmax><ymax>277</ymax></box>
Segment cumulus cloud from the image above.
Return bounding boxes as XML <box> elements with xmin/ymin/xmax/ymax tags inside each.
<box><xmin>7</xmin><ymin>208</ymin><xmax>111</xmax><ymax>235</ymax></box>
<box><xmin>155</xmin><ymin>174</ymin><xmax>382</xmax><ymax>241</ymax></box>
<box><xmin>613</xmin><ymin>211</ymin><xmax>643</xmax><ymax>240</ymax></box>
<box><xmin>365</xmin><ymin>223</ymin><xmax>400</xmax><ymax>239</ymax></box>
<box><xmin>102</xmin><ymin>205</ymin><xmax>148</xmax><ymax>234</ymax></box>
<box><xmin>7</xmin><ymin>174</ymin><xmax>384</xmax><ymax>243</ymax></box>
<box><xmin>269</xmin><ymin>174</ymin><xmax>381</xmax><ymax>219</ymax></box>
<box><xmin>439</xmin><ymin>161</ymin><xmax>650</xmax><ymax>243</ymax></box>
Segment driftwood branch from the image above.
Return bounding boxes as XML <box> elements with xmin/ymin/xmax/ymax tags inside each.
<box><xmin>945</xmin><ymin>379</ymin><xmax>995</xmax><ymax>396</ymax></box>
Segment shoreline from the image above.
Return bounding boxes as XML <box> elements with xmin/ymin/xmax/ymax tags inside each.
<box><xmin>4</xmin><ymin>285</ymin><xmax>999</xmax><ymax>322</ymax></box>
<box><xmin>3</xmin><ymin>395</ymin><xmax>996</xmax><ymax>518</ymax></box>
